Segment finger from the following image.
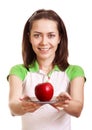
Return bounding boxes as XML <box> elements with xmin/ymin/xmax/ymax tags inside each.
<box><xmin>20</xmin><ymin>96</ymin><xmax>31</xmax><ymax>102</ymax></box>
<box><xmin>22</xmin><ymin>103</ymin><xmax>40</xmax><ymax>112</ymax></box>
<box><xmin>59</xmin><ymin>92</ymin><xmax>72</xmax><ymax>100</ymax></box>
<box><xmin>63</xmin><ymin>92</ymin><xmax>72</xmax><ymax>99</ymax></box>
<box><xmin>57</xmin><ymin>107</ymin><xmax>64</xmax><ymax>111</ymax></box>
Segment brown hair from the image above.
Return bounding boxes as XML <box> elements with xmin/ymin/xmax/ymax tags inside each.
<box><xmin>22</xmin><ymin>9</ymin><xmax>69</xmax><ymax>71</ymax></box>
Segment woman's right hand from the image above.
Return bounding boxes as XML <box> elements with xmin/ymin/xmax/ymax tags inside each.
<box><xmin>8</xmin><ymin>75</ymin><xmax>41</xmax><ymax>115</ymax></box>
<box><xmin>19</xmin><ymin>96</ymin><xmax>41</xmax><ymax>113</ymax></box>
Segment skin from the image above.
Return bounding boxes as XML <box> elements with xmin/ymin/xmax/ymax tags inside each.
<box><xmin>9</xmin><ymin>19</ymin><xmax>85</xmax><ymax>117</ymax></box>
<box><xmin>30</xmin><ymin>19</ymin><xmax>60</xmax><ymax>72</ymax></box>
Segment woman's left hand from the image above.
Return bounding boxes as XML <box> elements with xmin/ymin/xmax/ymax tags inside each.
<box><xmin>52</xmin><ymin>92</ymin><xmax>72</xmax><ymax>110</ymax></box>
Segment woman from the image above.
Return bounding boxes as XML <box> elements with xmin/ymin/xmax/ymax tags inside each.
<box><xmin>7</xmin><ymin>9</ymin><xmax>86</xmax><ymax>130</ymax></box>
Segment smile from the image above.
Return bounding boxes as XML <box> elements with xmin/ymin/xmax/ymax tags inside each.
<box><xmin>38</xmin><ymin>48</ymin><xmax>50</xmax><ymax>51</ymax></box>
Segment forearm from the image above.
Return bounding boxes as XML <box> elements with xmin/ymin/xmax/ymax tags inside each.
<box><xmin>63</xmin><ymin>99</ymin><xmax>83</xmax><ymax>117</ymax></box>
<box><xmin>9</xmin><ymin>100</ymin><xmax>25</xmax><ymax>116</ymax></box>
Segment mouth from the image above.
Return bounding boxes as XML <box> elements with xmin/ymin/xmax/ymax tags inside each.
<box><xmin>38</xmin><ymin>48</ymin><xmax>50</xmax><ymax>51</ymax></box>
<box><xmin>38</xmin><ymin>47</ymin><xmax>50</xmax><ymax>54</ymax></box>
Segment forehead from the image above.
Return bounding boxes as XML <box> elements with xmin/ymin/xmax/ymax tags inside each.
<box><xmin>31</xmin><ymin>19</ymin><xmax>58</xmax><ymax>32</ymax></box>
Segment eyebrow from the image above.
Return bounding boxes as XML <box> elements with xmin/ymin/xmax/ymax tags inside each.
<box><xmin>33</xmin><ymin>31</ymin><xmax>41</xmax><ymax>34</ymax></box>
<box><xmin>33</xmin><ymin>31</ymin><xmax>56</xmax><ymax>34</ymax></box>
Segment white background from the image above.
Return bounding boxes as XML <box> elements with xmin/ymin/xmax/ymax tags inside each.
<box><xmin>0</xmin><ymin>0</ymin><xmax>91</xmax><ymax>129</ymax></box>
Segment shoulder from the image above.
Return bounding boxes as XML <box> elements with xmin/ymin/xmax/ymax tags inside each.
<box><xmin>65</xmin><ymin>65</ymin><xmax>85</xmax><ymax>81</ymax></box>
<box><xmin>8</xmin><ymin>64</ymin><xmax>28</xmax><ymax>81</ymax></box>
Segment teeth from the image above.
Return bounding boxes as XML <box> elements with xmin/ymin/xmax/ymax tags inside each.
<box><xmin>39</xmin><ymin>48</ymin><xmax>49</xmax><ymax>51</ymax></box>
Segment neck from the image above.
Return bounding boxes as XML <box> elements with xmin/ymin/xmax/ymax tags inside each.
<box><xmin>37</xmin><ymin>58</ymin><xmax>54</xmax><ymax>74</ymax></box>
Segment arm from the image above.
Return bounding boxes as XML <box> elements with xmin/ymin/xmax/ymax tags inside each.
<box><xmin>8</xmin><ymin>75</ymin><xmax>40</xmax><ymax>116</ymax></box>
<box><xmin>54</xmin><ymin>77</ymin><xmax>85</xmax><ymax>117</ymax></box>
<box><xmin>65</xmin><ymin>77</ymin><xmax>85</xmax><ymax>117</ymax></box>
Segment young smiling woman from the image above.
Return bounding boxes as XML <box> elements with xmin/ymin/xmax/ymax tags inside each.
<box><xmin>30</xmin><ymin>19</ymin><xmax>60</xmax><ymax>73</ymax></box>
<box><xmin>7</xmin><ymin>9</ymin><xmax>86</xmax><ymax>130</ymax></box>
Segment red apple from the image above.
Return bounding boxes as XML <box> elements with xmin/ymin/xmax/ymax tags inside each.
<box><xmin>35</xmin><ymin>82</ymin><xmax>54</xmax><ymax>101</ymax></box>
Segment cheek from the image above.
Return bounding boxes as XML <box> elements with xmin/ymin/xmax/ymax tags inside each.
<box><xmin>51</xmin><ymin>42</ymin><xmax>59</xmax><ymax>52</ymax></box>
<box><xmin>30</xmin><ymin>40</ymin><xmax>40</xmax><ymax>52</ymax></box>
<box><xmin>30</xmin><ymin>37</ymin><xmax>41</xmax><ymax>45</ymax></box>
<box><xmin>53</xmin><ymin>39</ymin><xmax>60</xmax><ymax>47</ymax></box>
<box><xmin>29</xmin><ymin>37</ymin><xmax>34</xmax><ymax>44</ymax></box>
<box><xmin>30</xmin><ymin>39</ymin><xmax>37</xmax><ymax>46</ymax></box>
<box><xmin>57</xmin><ymin>37</ymin><xmax>61</xmax><ymax>44</ymax></box>
<box><xmin>56</xmin><ymin>35</ymin><xmax>61</xmax><ymax>43</ymax></box>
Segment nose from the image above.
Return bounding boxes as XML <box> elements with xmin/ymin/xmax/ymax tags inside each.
<box><xmin>40</xmin><ymin>36</ymin><xmax>48</xmax><ymax>45</ymax></box>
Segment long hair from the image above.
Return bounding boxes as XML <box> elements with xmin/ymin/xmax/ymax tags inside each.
<box><xmin>22</xmin><ymin>9</ymin><xmax>69</xmax><ymax>70</ymax></box>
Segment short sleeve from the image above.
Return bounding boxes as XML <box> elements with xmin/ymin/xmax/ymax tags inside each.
<box><xmin>66</xmin><ymin>65</ymin><xmax>86</xmax><ymax>81</ymax></box>
<box><xmin>7</xmin><ymin>64</ymin><xmax>28</xmax><ymax>81</ymax></box>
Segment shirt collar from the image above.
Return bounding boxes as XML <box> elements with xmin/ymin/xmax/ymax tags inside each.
<box><xmin>29</xmin><ymin>60</ymin><xmax>60</xmax><ymax>73</ymax></box>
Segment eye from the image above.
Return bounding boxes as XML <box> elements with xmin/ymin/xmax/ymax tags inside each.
<box><xmin>48</xmin><ymin>34</ymin><xmax>55</xmax><ymax>38</ymax></box>
<box><xmin>33</xmin><ymin>34</ymin><xmax>40</xmax><ymax>38</ymax></box>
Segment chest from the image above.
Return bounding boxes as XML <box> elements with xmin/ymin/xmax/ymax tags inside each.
<box><xmin>22</xmin><ymin>71</ymin><xmax>70</xmax><ymax>97</ymax></box>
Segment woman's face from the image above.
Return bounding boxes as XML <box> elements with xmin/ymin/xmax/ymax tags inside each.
<box><xmin>29</xmin><ymin>19</ymin><xmax>60</xmax><ymax>61</ymax></box>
